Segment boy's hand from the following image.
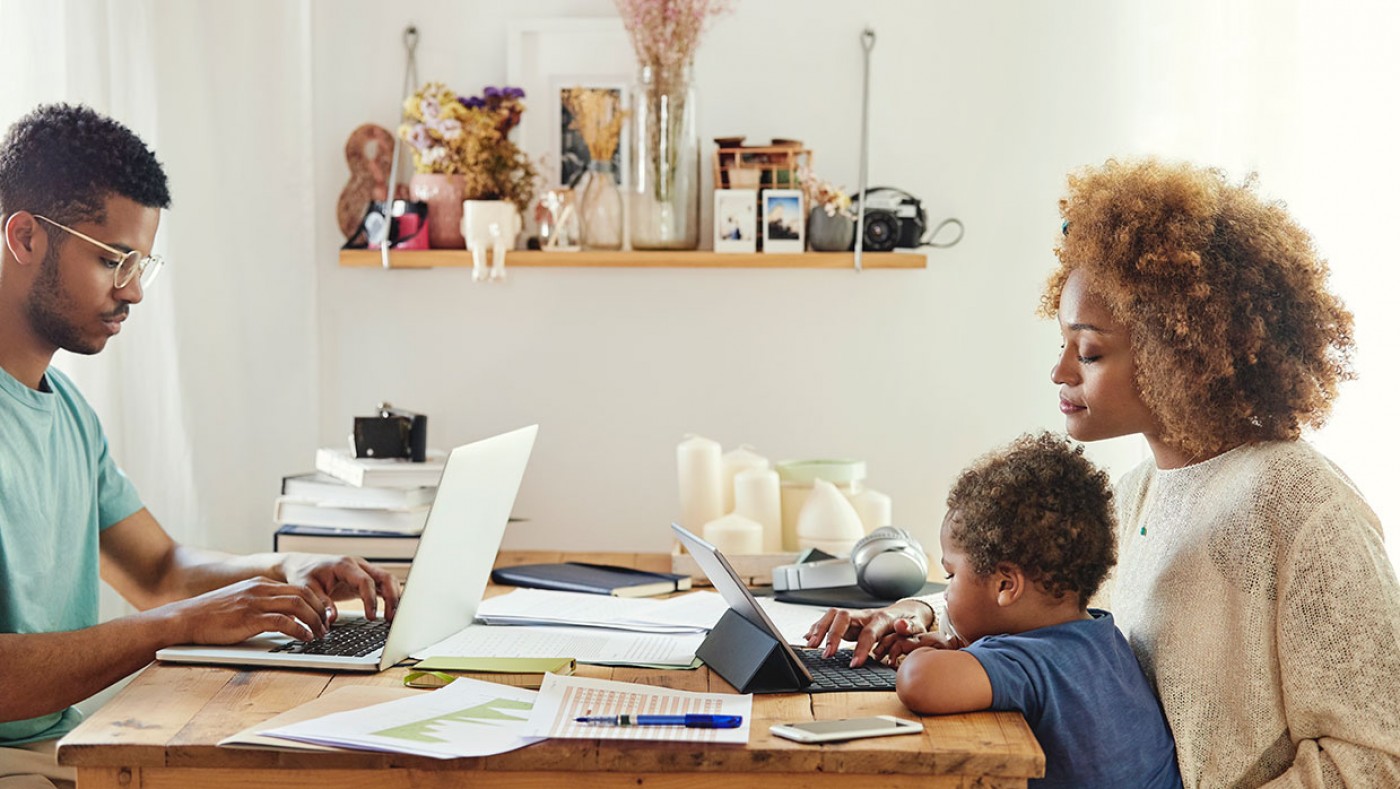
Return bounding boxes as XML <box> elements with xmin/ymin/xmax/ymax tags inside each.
<box><xmin>886</xmin><ymin>623</ymin><xmax>968</xmax><ymax>664</ymax></box>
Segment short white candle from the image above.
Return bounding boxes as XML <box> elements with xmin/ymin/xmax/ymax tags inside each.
<box><xmin>720</xmin><ymin>445</ymin><xmax>770</xmax><ymax>514</ymax></box>
<box><xmin>703</xmin><ymin>512</ymin><xmax>764</xmax><ymax>556</ymax></box>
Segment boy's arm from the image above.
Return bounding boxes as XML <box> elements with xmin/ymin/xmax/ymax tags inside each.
<box><xmin>895</xmin><ymin>647</ymin><xmax>994</xmax><ymax>715</ymax></box>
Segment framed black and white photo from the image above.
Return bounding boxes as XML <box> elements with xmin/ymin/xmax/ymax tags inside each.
<box><xmin>762</xmin><ymin>189</ymin><xmax>805</xmax><ymax>253</ymax></box>
<box><xmin>714</xmin><ymin>189</ymin><xmax>758</xmax><ymax>253</ymax></box>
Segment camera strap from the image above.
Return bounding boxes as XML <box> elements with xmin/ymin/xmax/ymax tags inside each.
<box><xmin>342</xmin><ymin>200</ymin><xmax>429</xmax><ymax>250</ymax></box>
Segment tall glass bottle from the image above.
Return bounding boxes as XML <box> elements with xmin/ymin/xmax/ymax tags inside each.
<box><xmin>629</xmin><ymin>62</ymin><xmax>699</xmax><ymax>250</ymax></box>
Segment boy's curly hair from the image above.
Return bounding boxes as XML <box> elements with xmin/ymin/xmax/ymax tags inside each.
<box><xmin>1039</xmin><ymin>159</ymin><xmax>1355</xmax><ymax>458</ymax></box>
<box><xmin>0</xmin><ymin>103</ymin><xmax>171</xmax><ymax>226</ymax></box>
<box><xmin>946</xmin><ymin>432</ymin><xmax>1115</xmax><ymax>603</ymax></box>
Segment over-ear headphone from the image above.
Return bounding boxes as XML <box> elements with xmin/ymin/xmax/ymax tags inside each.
<box><xmin>771</xmin><ymin>526</ymin><xmax>929</xmax><ymax>599</ymax></box>
<box><xmin>851</xmin><ymin>527</ymin><xmax>930</xmax><ymax>599</ymax></box>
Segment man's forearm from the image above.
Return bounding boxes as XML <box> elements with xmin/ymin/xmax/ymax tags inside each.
<box><xmin>143</xmin><ymin>546</ymin><xmax>288</xmax><ymax>606</ymax></box>
<box><xmin>0</xmin><ymin>611</ymin><xmax>185</xmax><ymax>723</ymax></box>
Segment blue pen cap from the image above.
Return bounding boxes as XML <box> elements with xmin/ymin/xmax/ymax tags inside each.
<box><xmin>686</xmin><ymin>714</ymin><xmax>743</xmax><ymax>728</ymax></box>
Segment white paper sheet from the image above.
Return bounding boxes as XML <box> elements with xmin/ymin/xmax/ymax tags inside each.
<box><xmin>414</xmin><ymin>623</ymin><xmax>704</xmax><ymax>667</ymax></box>
<box><xmin>261</xmin><ymin>677</ymin><xmax>542</xmax><ymax>759</ymax></box>
<box><xmin>475</xmin><ymin>589</ymin><xmax>726</xmax><ymax>633</ymax></box>
<box><xmin>526</xmin><ymin>674</ymin><xmax>752</xmax><ymax>744</ymax></box>
<box><xmin>220</xmin><ymin>685</ymin><xmax>418</xmax><ymax>751</ymax></box>
<box><xmin>755</xmin><ymin>596</ymin><xmax>836</xmax><ymax>645</ymax></box>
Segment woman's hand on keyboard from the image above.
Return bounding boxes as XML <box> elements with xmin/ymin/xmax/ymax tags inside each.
<box><xmin>804</xmin><ymin>599</ymin><xmax>936</xmax><ymax>667</ymax></box>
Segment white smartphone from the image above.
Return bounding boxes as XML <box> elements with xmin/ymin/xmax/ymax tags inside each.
<box><xmin>769</xmin><ymin>715</ymin><xmax>923</xmax><ymax>744</ymax></box>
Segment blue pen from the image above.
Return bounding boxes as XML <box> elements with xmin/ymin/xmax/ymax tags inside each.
<box><xmin>574</xmin><ymin>713</ymin><xmax>743</xmax><ymax>729</ymax></box>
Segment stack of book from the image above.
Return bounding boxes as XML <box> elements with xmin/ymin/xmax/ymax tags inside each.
<box><xmin>272</xmin><ymin>448</ymin><xmax>447</xmax><ymax>582</ymax></box>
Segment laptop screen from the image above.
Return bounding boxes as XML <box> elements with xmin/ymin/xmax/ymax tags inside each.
<box><xmin>670</xmin><ymin>523</ymin><xmax>813</xmax><ymax>683</ymax></box>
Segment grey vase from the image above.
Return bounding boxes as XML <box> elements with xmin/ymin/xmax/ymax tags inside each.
<box><xmin>807</xmin><ymin>208</ymin><xmax>855</xmax><ymax>252</ymax></box>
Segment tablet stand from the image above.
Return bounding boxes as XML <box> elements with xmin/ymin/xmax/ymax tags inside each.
<box><xmin>696</xmin><ymin>609</ymin><xmax>807</xmax><ymax>694</ymax></box>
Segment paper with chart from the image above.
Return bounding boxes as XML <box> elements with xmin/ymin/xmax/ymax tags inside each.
<box><xmin>526</xmin><ymin>673</ymin><xmax>752</xmax><ymax>744</ymax></box>
<box><xmin>414</xmin><ymin>623</ymin><xmax>704</xmax><ymax>667</ymax></box>
<box><xmin>261</xmin><ymin>677</ymin><xmax>541</xmax><ymax>759</ymax></box>
<box><xmin>221</xmin><ymin>685</ymin><xmax>417</xmax><ymax>751</ymax></box>
<box><xmin>476</xmin><ymin>589</ymin><xmax>727</xmax><ymax>633</ymax></box>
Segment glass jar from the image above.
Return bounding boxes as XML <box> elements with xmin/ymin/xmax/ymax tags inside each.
<box><xmin>629</xmin><ymin>62</ymin><xmax>700</xmax><ymax>250</ymax></box>
<box><xmin>574</xmin><ymin>159</ymin><xmax>624</xmax><ymax>250</ymax></box>
<box><xmin>536</xmin><ymin>187</ymin><xmax>581</xmax><ymax>251</ymax></box>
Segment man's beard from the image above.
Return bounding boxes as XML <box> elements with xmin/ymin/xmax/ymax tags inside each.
<box><xmin>25</xmin><ymin>243</ymin><xmax>108</xmax><ymax>355</ymax></box>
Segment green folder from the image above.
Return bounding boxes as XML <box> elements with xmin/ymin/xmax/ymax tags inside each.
<box><xmin>414</xmin><ymin>656</ymin><xmax>575</xmax><ymax>674</ymax></box>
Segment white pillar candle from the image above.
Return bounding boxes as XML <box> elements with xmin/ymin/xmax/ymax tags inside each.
<box><xmin>850</xmin><ymin>487</ymin><xmax>893</xmax><ymax>533</ymax></box>
<box><xmin>677</xmin><ymin>434</ymin><xmax>723</xmax><ymax>533</ymax></box>
<box><xmin>720</xmin><ymin>445</ymin><xmax>769</xmax><ymax>514</ymax></box>
<box><xmin>702</xmin><ymin>512</ymin><xmax>764</xmax><ymax>556</ymax></box>
<box><xmin>733</xmin><ymin>467</ymin><xmax>782</xmax><ymax>553</ymax></box>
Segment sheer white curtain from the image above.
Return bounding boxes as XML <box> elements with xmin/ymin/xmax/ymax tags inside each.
<box><xmin>0</xmin><ymin>0</ymin><xmax>321</xmax><ymax>619</ymax></box>
<box><xmin>1107</xmin><ymin>0</ymin><xmax>1400</xmax><ymax>562</ymax></box>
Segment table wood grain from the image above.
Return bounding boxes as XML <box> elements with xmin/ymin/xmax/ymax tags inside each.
<box><xmin>58</xmin><ymin>552</ymin><xmax>1043</xmax><ymax>788</ymax></box>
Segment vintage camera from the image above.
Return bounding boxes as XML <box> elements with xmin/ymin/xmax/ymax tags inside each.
<box><xmin>352</xmin><ymin>403</ymin><xmax>428</xmax><ymax>462</ymax></box>
<box><xmin>342</xmin><ymin>200</ymin><xmax>429</xmax><ymax>251</ymax></box>
<box><xmin>852</xmin><ymin>187</ymin><xmax>927</xmax><ymax>252</ymax></box>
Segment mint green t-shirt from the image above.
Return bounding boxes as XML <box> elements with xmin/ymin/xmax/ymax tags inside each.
<box><xmin>0</xmin><ymin>365</ymin><xmax>142</xmax><ymax>746</ymax></box>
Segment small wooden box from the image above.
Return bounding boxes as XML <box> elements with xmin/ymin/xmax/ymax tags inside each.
<box><xmin>712</xmin><ymin>145</ymin><xmax>812</xmax><ymax>191</ymax></box>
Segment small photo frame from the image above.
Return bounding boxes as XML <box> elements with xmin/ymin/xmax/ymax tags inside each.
<box><xmin>762</xmin><ymin>189</ymin><xmax>805</xmax><ymax>253</ymax></box>
<box><xmin>714</xmin><ymin>189</ymin><xmax>758</xmax><ymax>253</ymax></box>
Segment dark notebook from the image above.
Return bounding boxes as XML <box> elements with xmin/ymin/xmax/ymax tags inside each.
<box><xmin>491</xmin><ymin>562</ymin><xmax>693</xmax><ymax>598</ymax></box>
<box><xmin>774</xmin><ymin>581</ymin><xmax>947</xmax><ymax>609</ymax></box>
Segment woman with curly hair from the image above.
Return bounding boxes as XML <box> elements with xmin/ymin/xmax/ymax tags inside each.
<box><xmin>807</xmin><ymin>159</ymin><xmax>1400</xmax><ymax>787</ymax></box>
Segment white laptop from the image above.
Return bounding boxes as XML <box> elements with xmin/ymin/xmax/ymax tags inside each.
<box><xmin>156</xmin><ymin>424</ymin><xmax>537</xmax><ymax>672</ymax></box>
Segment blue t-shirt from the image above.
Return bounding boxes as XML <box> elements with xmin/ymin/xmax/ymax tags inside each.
<box><xmin>0</xmin><ymin>365</ymin><xmax>143</xmax><ymax>746</ymax></box>
<box><xmin>966</xmin><ymin>610</ymin><xmax>1182</xmax><ymax>789</ymax></box>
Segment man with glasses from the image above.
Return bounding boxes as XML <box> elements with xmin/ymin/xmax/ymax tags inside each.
<box><xmin>0</xmin><ymin>104</ymin><xmax>400</xmax><ymax>788</ymax></box>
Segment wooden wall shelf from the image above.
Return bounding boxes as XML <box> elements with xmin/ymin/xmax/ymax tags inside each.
<box><xmin>338</xmin><ymin>249</ymin><xmax>927</xmax><ymax>270</ymax></box>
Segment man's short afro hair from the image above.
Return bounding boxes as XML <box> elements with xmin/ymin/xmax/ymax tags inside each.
<box><xmin>0</xmin><ymin>103</ymin><xmax>171</xmax><ymax>224</ymax></box>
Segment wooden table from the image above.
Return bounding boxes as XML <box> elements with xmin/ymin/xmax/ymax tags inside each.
<box><xmin>57</xmin><ymin>551</ymin><xmax>1044</xmax><ymax>788</ymax></box>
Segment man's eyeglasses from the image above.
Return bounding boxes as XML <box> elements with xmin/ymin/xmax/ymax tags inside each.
<box><xmin>33</xmin><ymin>214</ymin><xmax>165</xmax><ymax>290</ymax></box>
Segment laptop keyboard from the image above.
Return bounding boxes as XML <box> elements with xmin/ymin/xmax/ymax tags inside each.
<box><xmin>269</xmin><ymin>618</ymin><xmax>390</xmax><ymax>657</ymax></box>
<box><xmin>798</xmin><ymin>648</ymin><xmax>898</xmax><ymax>692</ymax></box>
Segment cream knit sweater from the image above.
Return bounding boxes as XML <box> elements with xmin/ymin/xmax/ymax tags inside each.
<box><xmin>1109</xmin><ymin>441</ymin><xmax>1400</xmax><ymax>787</ymax></box>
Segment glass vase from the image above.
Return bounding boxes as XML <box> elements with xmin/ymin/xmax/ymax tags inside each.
<box><xmin>629</xmin><ymin>62</ymin><xmax>700</xmax><ymax>250</ymax></box>
<box><xmin>574</xmin><ymin>159</ymin><xmax>624</xmax><ymax>251</ymax></box>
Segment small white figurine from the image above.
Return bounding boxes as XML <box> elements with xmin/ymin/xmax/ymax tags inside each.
<box><xmin>461</xmin><ymin>201</ymin><xmax>522</xmax><ymax>282</ymax></box>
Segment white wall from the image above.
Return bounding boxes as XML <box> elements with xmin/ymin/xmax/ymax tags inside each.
<box><xmin>310</xmin><ymin>0</ymin><xmax>1399</xmax><ymax>560</ymax></box>
<box><xmin>7</xmin><ymin>1</ymin><xmax>1393</xmax><ymax>564</ymax></box>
